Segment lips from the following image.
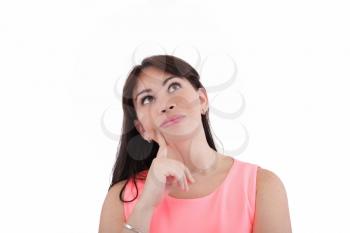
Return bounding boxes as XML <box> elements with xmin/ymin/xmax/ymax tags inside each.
<box><xmin>160</xmin><ymin>114</ymin><xmax>185</xmax><ymax>128</ymax></box>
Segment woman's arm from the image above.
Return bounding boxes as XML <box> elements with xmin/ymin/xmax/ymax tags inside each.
<box><xmin>252</xmin><ymin>167</ymin><xmax>293</xmax><ymax>233</ymax></box>
<box><xmin>98</xmin><ymin>180</ymin><xmax>155</xmax><ymax>233</ymax></box>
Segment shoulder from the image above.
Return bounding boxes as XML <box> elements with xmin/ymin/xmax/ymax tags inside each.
<box><xmin>255</xmin><ymin>167</ymin><xmax>289</xmax><ymax>205</ymax></box>
<box><xmin>102</xmin><ymin>179</ymin><xmax>129</xmax><ymax>212</ymax></box>
<box><xmin>109</xmin><ymin>179</ymin><xmax>129</xmax><ymax>195</ymax></box>
<box><xmin>256</xmin><ymin>167</ymin><xmax>286</xmax><ymax>191</ymax></box>
<box><xmin>253</xmin><ymin>167</ymin><xmax>292</xmax><ymax>233</ymax></box>
<box><xmin>99</xmin><ymin>179</ymin><xmax>129</xmax><ymax>233</ymax></box>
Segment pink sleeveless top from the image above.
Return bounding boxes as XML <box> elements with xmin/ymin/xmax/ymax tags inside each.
<box><xmin>123</xmin><ymin>158</ymin><xmax>259</xmax><ymax>233</ymax></box>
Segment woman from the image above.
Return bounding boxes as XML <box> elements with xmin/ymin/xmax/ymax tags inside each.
<box><xmin>98</xmin><ymin>55</ymin><xmax>292</xmax><ymax>233</ymax></box>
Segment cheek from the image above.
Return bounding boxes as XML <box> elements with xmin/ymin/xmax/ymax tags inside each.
<box><xmin>138</xmin><ymin>110</ymin><xmax>157</xmax><ymax>128</ymax></box>
<box><xmin>179</xmin><ymin>91</ymin><xmax>201</xmax><ymax>112</ymax></box>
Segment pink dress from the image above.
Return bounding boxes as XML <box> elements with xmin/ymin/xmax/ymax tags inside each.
<box><xmin>123</xmin><ymin>158</ymin><xmax>259</xmax><ymax>233</ymax></box>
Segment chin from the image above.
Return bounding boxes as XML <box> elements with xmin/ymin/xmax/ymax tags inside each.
<box><xmin>162</xmin><ymin>121</ymin><xmax>203</xmax><ymax>139</ymax></box>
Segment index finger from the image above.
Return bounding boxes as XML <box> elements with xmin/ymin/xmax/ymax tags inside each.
<box><xmin>153</xmin><ymin>130</ymin><xmax>167</xmax><ymax>147</ymax></box>
<box><xmin>152</xmin><ymin>130</ymin><xmax>168</xmax><ymax>157</ymax></box>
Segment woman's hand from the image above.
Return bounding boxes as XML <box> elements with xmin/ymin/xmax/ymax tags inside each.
<box><xmin>138</xmin><ymin>130</ymin><xmax>196</xmax><ymax>208</ymax></box>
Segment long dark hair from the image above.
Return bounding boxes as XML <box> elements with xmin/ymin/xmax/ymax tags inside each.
<box><xmin>109</xmin><ymin>54</ymin><xmax>218</xmax><ymax>203</ymax></box>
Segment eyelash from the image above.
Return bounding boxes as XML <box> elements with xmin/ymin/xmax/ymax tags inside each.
<box><xmin>140</xmin><ymin>81</ymin><xmax>181</xmax><ymax>106</ymax></box>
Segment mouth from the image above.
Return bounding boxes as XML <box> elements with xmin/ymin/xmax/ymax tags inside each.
<box><xmin>161</xmin><ymin>115</ymin><xmax>186</xmax><ymax>128</ymax></box>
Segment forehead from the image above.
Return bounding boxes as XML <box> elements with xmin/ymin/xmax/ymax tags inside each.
<box><xmin>135</xmin><ymin>67</ymin><xmax>169</xmax><ymax>90</ymax></box>
<box><xmin>132</xmin><ymin>67</ymin><xmax>182</xmax><ymax>99</ymax></box>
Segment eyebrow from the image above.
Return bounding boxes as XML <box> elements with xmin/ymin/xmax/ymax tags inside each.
<box><xmin>134</xmin><ymin>75</ymin><xmax>183</xmax><ymax>102</ymax></box>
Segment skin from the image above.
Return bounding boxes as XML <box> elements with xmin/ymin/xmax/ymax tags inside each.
<box><xmin>252</xmin><ymin>167</ymin><xmax>293</xmax><ymax>233</ymax></box>
<box><xmin>131</xmin><ymin>66</ymin><xmax>293</xmax><ymax>232</ymax></box>
<box><xmin>132</xmin><ymin>66</ymin><xmax>220</xmax><ymax>177</ymax></box>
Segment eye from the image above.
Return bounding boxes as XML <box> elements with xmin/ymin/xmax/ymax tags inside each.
<box><xmin>140</xmin><ymin>95</ymin><xmax>154</xmax><ymax>105</ymax></box>
<box><xmin>140</xmin><ymin>82</ymin><xmax>182</xmax><ymax>106</ymax></box>
<box><xmin>168</xmin><ymin>81</ymin><xmax>181</xmax><ymax>92</ymax></box>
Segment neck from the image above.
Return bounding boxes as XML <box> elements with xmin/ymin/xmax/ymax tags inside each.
<box><xmin>162</xmin><ymin>126</ymin><xmax>219</xmax><ymax>176</ymax></box>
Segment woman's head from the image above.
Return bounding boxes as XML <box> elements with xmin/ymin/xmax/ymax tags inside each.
<box><xmin>132</xmin><ymin>65</ymin><xmax>208</xmax><ymax>143</ymax></box>
<box><xmin>109</xmin><ymin>54</ymin><xmax>217</xmax><ymax>202</ymax></box>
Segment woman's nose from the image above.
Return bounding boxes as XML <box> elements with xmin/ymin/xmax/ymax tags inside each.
<box><xmin>161</xmin><ymin>104</ymin><xmax>175</xmax><ymax>113</ymax></box>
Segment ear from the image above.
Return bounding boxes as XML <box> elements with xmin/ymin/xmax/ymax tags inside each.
<box><xmin>134</xmin><ymin>119</ymin><xmax>147</xmax><ymax>139</ymax></box>
<box><xmin>198</xmin><ymin>87</ymin><xmax>209</xmax><ymax>112</ymax></box>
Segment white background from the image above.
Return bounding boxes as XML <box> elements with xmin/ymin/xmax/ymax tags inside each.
<box><xmin>1</xmin><ymin>0</ymin><xmax>349</xmax><ymax>232</ymax></box>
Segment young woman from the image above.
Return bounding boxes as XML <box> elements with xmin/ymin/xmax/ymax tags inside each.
<box><xmin>98</xmin><ymin>55</ymin><xmax>292</xmax><ymax>233</ymax></box>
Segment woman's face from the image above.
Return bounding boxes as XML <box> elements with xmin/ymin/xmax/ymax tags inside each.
<box><xmin>132</xmin><ymin>66</ymin><xmax>208</xmax><ymax>141</ymax></box>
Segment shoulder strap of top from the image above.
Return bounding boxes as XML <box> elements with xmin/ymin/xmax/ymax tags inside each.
<box><xmin>226</xmin><ymin>158</ymin><xmax>259</xmax><ymax>223</ymax></box>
